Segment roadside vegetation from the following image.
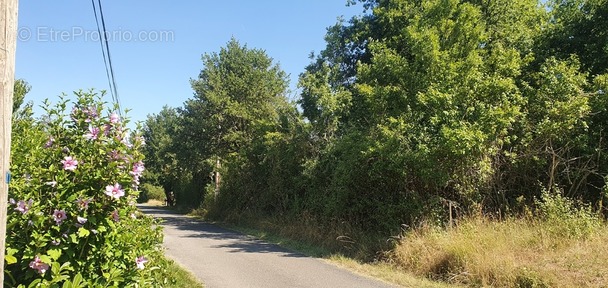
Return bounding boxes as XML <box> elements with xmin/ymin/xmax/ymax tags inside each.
<box><xmin>140</xmin><ymin>0</ymin><xmax>608</xmax><ymax>287</ymax></box>
<box><xmin>150</xmin><ymin>256</ymin><xmax>204</xmax><ymax>288</ymax></box>
<box><xmin>8</xmin><ymin>88</ymin><xmax>203</xmax><ymax>286</ymax></box>
<box><xmin>390</xmin><ymin>192</ymin><xmax>607</xmax><ymax>287</ymax></box>
<box><xmin>191</xmin><ymin>190</ymin><xmax>607</xmax><ymax>287</ymax></box>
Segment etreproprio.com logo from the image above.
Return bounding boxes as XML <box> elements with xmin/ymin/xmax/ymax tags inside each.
<box><xmin>18</xmin><ymin>26</ymin><xmax>175</xmax><ymax>43</ymax></box>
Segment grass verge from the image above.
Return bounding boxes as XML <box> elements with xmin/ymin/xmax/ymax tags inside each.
<box><xmin>150</xmin><ymin>251</ymin><xmax>204</xmax><ymax>287</ymax></box>
<box><xmin>191</xmin><ymin>192</ymin><xmax>608</xmax><ymax>287</ymax></box>
<box><xmin>392</xmin><ymin>217</ymin><xmax>608</xmax><ymax>287</ymax></box>
<box><xmin>328</xmin><ymin>254</ymin><xmax>458</xmax><ymax>288</ymax></box>
<box><xmin>391</xmin><ymin>193</ymin><xmax>607</xmax><ymax>287</ymax></box>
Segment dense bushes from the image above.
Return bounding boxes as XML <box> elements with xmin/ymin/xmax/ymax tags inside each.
<box><xmin>143</xmin><ymin>0</ymin><xmax>608</xmax><ymax>247</ymax></box>
<box><xmin>137</xmin><ymin>183</ymin><xmax>166</xmax><ymax>203</ymax></box>
<box><xmin>7</xmin><ymin>91</ymin><xmax>165</xmax><ymax>286</ymax></box>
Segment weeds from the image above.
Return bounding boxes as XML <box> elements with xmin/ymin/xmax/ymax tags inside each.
<box><xmin>392</xmin><ymin>192</ymin><xmax>607</xmax><ymax>287</ymax></box>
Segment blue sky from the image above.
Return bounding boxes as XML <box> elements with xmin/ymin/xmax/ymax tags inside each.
<box><xmin>16</xmin><ymin>1</ymin><xmax>359</xmax><ymax>124</ymax></box>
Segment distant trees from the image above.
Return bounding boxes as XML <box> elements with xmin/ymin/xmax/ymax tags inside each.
<box><xmin>141</xmin><ymin>106</ymin><xmax>181</xmax><ymax>202</ymax></box>
<box><xmin>13</xmin><ymin>79</ymin><xmax>31</xmax><ymax>113</ymax></box>
<box><xmin>143</xmin><ymin>38</ymin><xmax>294</xmax><ymax>209</ymax></box>
<box><xmin>143</xmin><ymin>0</ymin><xmax>608</xmax><ymax>236</ymax></box>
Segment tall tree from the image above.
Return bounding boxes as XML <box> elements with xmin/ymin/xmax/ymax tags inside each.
<box><xmin>183</xmin><ymin>38</ymin><xmax>290</xmax><ymax>159</ymax></box>
<box><xmin>176</xmin><ymin>38</ymin><xmax>291</xmax><ymax>206</ymax></box>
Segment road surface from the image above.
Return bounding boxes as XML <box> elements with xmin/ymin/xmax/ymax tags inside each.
<box><xmin>139</xmin><ymin>205</ymin><xmax>396</xmax><ymax>288</ymax></box>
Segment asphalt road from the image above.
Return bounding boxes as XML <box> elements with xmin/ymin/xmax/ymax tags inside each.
<box><xmin>139</xmin><ymin>205</ymin><xmax>396</xmax><ymax>288</ymax></box>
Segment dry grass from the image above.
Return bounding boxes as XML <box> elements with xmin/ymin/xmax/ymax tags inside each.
<box><xmin>146</xmin><ymin>199</ymin><xmax>166</xmax><ymax>206</ymax></box>
<box><xmin>392</xmin><ymin>218</ymin><xmax>608</xmax><ymax>287</ymax></box>
<box><xmin>328</xmin><ymin>254</ymin><xmax>460</xmax><ymax>288</ymax></box>
<box><xmin>195</xmin><ymin>192</ymin><xmax>608</xmax><ymax>287</ymax></box>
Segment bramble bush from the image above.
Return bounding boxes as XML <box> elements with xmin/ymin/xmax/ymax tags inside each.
<box><xmin>6</xmin><ymin>91</ymin><xmax>165</xmax><ymax>287</ymax></box>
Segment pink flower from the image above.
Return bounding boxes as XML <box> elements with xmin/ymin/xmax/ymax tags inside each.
<box><xmin>61</xmin><ymin>156</ymin><xmax>78</xmax><ymax>171</ymax></box>
<box><xmin>81</xmin><ymin>106</ymin><xmax>98</xmax><ymax>123</ymax></box>
<box><xmin>75</xmin><ymin>216</ymin><xmax>87</xmax><ymax>228</ymax></box>
<box><xmin>104</xmin><ymin>124</ymin><xmax>112</xmax><ymax>136</ymax></box>
<box><xmin>87</xmin><ymin>106</ymin><xmax>99</xmax><ymax>119</ymax></box>
<box><xmin>29</xmin><ymin>256</ymin><xmax>50</xmax><ymax>274</ymax></box>
<box><xmin>84</xmin><ymin>126</ymin><xmax>100</xmax><ymax>140</ymax></box>
<box><xmin>77</xmin><ymin>216</ymin><xmax>87</xmax><ymax>224</ymax></box>
<box><xmin>135</xmin><ymin>256</ymin><xmax>148</xmax><ymax>269</ymax></box>
<box><xmin>105</xmin><ymin>183</ymin><xmax>125</xmax><ymax>200</ymax></box>
<box><xmin>110</xmin><ymin>112</ymin><xmax>120</xmax><ymax>124</ymax></box>
<box><xmin>130</xmin><ymin>161</ymin><xmax>145</xmax><ymax>177</ymax></box>
<box><xmin>111</xmin><ymin>210</ymin><xmax>120</xmax><ymax>222</ymax></box>
<box><xmin>76</xmin><ymin>198</ymin><xmax>91</xmax><ymax>210</ymax></box>
<box><xmin>108</xmin><ymin>150</ymin><xmax>122</xmax><ymax>161</ymax></box>
<box><xmin>130</xmin><ymin>161</ymin><xmax>145</xmax><ymax>185</ymax></box>
<box><xmin>14</xmin><ymin>199</ymin><xmax>33</xmax><ymax>214</ymax></box>
<box><xmin>53</xmin><ymin>209</ymin><xmax>67</xmax><ymax>225</ymax></box>
<box><xmin>44</xmin><ymin>137</ymin><xmax>54</xmax><ymax>148</ymax></box>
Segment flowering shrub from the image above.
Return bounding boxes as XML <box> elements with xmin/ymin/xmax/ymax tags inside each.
<box><xmin>6</xmin><ymin>91</ymin><xmax>164</xmax><ymax>286</ymax></box>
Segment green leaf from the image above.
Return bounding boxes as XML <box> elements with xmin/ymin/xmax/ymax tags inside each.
<box><xmin>72</xmin><ymin>273</ymin><xmax>84</xmax><ymax>286</ymax></box>
<box><xmin>27</xmin><ymin>279</ymin><xmax>41</xmax><ymax>288</ymax></box>
<box><xmin>6</xmin><ymin>247</ymin><xmax>18</xmax><ymax>256</ymax></box>
<box><xmin>39</xmin><ymin>255</ymin><xmax>52</xmax><ymax>264</ymax></box>
<box><xmin>47</xmin><ymin>248</ymin><xmax>62</xmax><ymax>260</ymax></box>
<box><xmin>5</xmin><ymin>255</ymin><xmax>17</xmax><ymax>264</ymax></box>
<box><xmin>51</xmin><ymin>261</ymin><xmax>60</xmax><ymax>275</ymax></box>
<box><xmin>77</xmin><ymin>227</ymin><xmax>90</xmax><ymax>238</ymax></box>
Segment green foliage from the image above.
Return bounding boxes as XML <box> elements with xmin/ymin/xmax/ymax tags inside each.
<box><xmin>535</xmin><ymin>188</ymin><xmax>602</xmax><ymax>239</ymax></box>
<box><xmin>293</xmin><ymin>0</ymin><xmax>547</xmax><ymax>229</ymax></box>
<box><xmin>7</xmin><ymin>91</ymin><xmax>165</xmax><ymax>286</ymax></box>
<box><xmin>143</xmin><ymin>38</ymin><xmax>294</xmax><ymax>211</ymax></box>
<box><xmin>185</xmin><ymin>37</ymin><xmax>290</xmax><ymax>160</ymax></box>
<box><xmin>542</xmin><ymin>0</ymin><xmax>608</xmax><ymax>76</ymax></box>
<box><xmin>137</xmin><ymin>183</ymin><xmax>166</xmax><ymax>203</ymax></box>
<box><xmin>146</xmin><ymin>0</ymin><xmax>608</xmax><ymax>256</ymax></box>
<box><xmin>13</xmin><ymin>79</ymin><xmax>31</xmax><ymax>114</ymax></box>
<box><xmin>141</xmin><ymin>106</ymin><xmax>182</xmax><ymax>204</ymax></box>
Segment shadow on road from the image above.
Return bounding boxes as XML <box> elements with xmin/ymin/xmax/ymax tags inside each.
<box><xmin>138</xmin><ymin>204</ymin><xmax>306</xmax><ymax>258</ymax></box>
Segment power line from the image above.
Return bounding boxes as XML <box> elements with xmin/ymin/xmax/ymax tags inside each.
<box><xmin>91</xmin><ymin>0</ymin><xmax>122</xmax><ymax>116</ymax></box>
<box><xmin>97</xmin><ymin>0</ymin><xmax>121</xmax><ymax>116</ymax></box>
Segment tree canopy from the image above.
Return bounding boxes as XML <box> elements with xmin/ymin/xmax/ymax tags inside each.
<box><xmin>143</xmin><ymin>0</ymin><xmax>608</xmax><ymax>237</ymax></box>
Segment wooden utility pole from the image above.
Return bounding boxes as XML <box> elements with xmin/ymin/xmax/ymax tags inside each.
<box><xmin>214</xmin><ymin>159</ymin><xmax>221</xmax><ymax>199</ymax></box>
<box><xmin>1</xmin><ymin>0</ymin><xmax>19</xmax><ymax>284</ymax></box>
